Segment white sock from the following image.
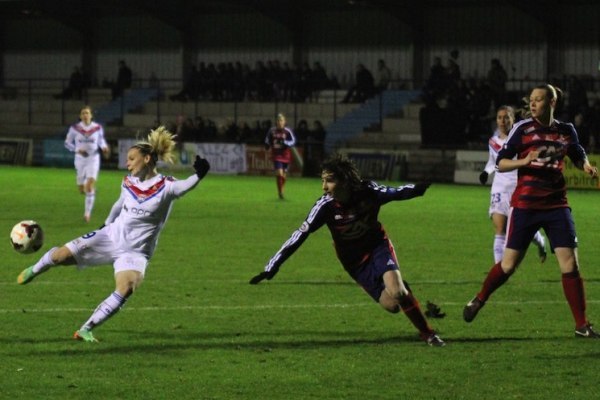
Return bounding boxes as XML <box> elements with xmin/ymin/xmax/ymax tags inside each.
<box><xmin>32</xmin><ymin>247</ymin><xmax>58</xmax><ymax>274</ymax></box>
<box><xmin>532</xmin><ymin>231</ymin><xmax>546</xmax><ymax>250</ymax></box>
<box><xmin>81</xmin><ymin>291</ymin><xmax>128</xmax><ymax>331</ymax></box>
<box><xmin>85</xmin><ymin>191</ymin><xmax>95</xmax><ymax>216</ymax></box>
<box><xmin>493</xmin><ymin>234</ymin><xmax>506</xmax><ymax>263</ymax></box>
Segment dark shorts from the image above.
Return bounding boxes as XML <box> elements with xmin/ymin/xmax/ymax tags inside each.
<box><xmin>506</xmin><ymin>207</ymin><xmax>577</xmax><ymax>251</ymax></box>
<box><xmin>349</xmin><ymin>240</ymin><xmax>399</xmax><ymax>302</ymax></box>
<box><xmin>273</xmin><ymin>161</ymin><xmax>289</xmax><ymax>171</ymax></box>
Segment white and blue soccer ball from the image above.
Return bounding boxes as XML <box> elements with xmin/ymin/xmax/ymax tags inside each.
<box><xmin>10</xmin><ymin>220</ymin><xmax>44</xmax><ymax>254</ymax></box>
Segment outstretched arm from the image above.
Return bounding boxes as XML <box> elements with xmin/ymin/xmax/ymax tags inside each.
<box><xmin>250</xmin><ymin>197</ymin><xmax>329</xmax><ymax>284</ymax></box>
<box><xmin>374</xmin><ymin>182</ymin><xmax>430</xmax><ymax>203</ymax></box>
<box><xmin>250</xmin><ymin>227</ymin><xmax>310</xmax><ymax>284</ymax></box>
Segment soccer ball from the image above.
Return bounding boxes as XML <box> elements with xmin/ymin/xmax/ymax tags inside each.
<box><xmin>10</xmin><ymin>220</ymin><xmax>44</xmax><ymax>254</ymax></box>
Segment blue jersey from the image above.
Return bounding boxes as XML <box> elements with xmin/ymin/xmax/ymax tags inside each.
<box><xmin>265</xmin><ymin>181</ymin><xmax>424</xmax><ymax>274</ymax></box>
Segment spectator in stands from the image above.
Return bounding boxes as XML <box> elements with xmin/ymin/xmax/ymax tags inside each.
<box><xmin>55</xmin><ymin>66</ymin><xmax>84</xmax><ymax>100</ymax></box>
<box><xmin>419</xmin><ymin>93</ymin><xmax>466</xmax><ymax>148</ymax></box>
<box><xmin>170</xmin><ymin>63</ymin><xmax>200</xmax><ymax>102</ymax></box>
<box><xmin>299</xmin><ymin>62</ymin><xmax>315</xmax><ymax>102</ymax></box>
<box><xmin>237</xmin><ymin>121</ymin><xmax>254</xmax><ymax>144</ymax></box>
<box><xmin>465</xmin><ymin>78</ymin><xmax>493</xmax><ymax>143</ymax></box>
<box><xmin>375</xmin><ymin>59</ymin><xmax>392</xmax><ymax>94</ymax></box>
<box><xmin>573</xmin><ymin>111</ymin><xmax>591</xmax><ymax>151</ymax></box>
<box><xmin>148</xmin><ymin>72</ymin><xmax>159</xmax><ymax>89</ymax></box>
<box><xmin>231</xmin><ymin>61</ymin><xmax>246</xmax><ymax>101</ymax></box>
<box><xmin>423</xmin><ymin>57</ymin><xmax>447</xmax><ymax>103</ymax></box>
<box><xmin>301</xmin><ymin>120</ymin><xmax>327</xmax><ymax>177</ymax></box>
<box><xmin>311</xmin><ymin>120</ymin><xmax>327</xmax><ymax>143</ymax></box>
<box><xmin>311</xmin><ymin>61</ymin><xmax>331</xmax><ymax>100</ymax></box>
<box><xmin>566</xmin><ymin>75</ymin><xmax>589</xmax><ymax>122</ymax></box>
<box><xmin>112</xmin><ymin>60</ymin><xmax>132</xmax><ymax>100</ymax></box>
<box><xmin>487</xmin><ymin>58</ymin><xmax>508</xmax><ymax>110</ymax></box>
<box><xmin>341</xmin><ymin>63</ymin><xmax>375</xmax><ymax>103</ymax></box>
<box><xmin>587</xmin><ymin>99</ymin><xmax>600</xmax><ymax>153</ymax></box>
<box><xmin>446</xmin><ymin>58</ymin><xmax>461</xmax><ymax>90</ymax></box>
<box><xmin>294</xmin><ymin>119</ymin><xmax>310</xmax><ymax>143</ymax></box>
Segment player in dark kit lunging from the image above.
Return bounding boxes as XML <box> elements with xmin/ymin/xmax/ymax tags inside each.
<box><xmin>250</xmin><ymin>153</ymin><xmax>445</xmax><ymax>346</ymax></box>
<box><xmin>463</xmin><ymin>83</ymin><xmax>599</xmax><ymax>339</ymax></box>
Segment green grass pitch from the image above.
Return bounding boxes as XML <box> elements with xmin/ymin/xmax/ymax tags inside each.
<box><xmin>1</xmin><ymin>165</ymin><xmax>599</xmax><ymax>399</ymax></box>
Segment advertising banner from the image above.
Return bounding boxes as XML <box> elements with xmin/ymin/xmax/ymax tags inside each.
<box><xmin>245</xmin><ymin>145</ymin><xmax>303</xmax><ymax>176</ymax></box>
<box><xmin>347</xmin><ymin>152</ymin><xmax>397</xmax><ymax>180</ymax></box>
<box><xmin>0</xmin><ymin>139</ymin><xmax>32</xmax><ymax>165</ymax></box>
<box><xmin>42</xmin><ymin>139</ymin><xmax>73</xmax><ymax>167</ymax></box>
<box><xmin>454</xmin><ymin>150</ymin><xmax>488</xmax><ymax>185</ymax></box>
<box><xmin>118</xmin><ymin>140</ymin><xmax>247</xmax><ymax>175</ymax></box>
<box><xmin>563</xmin><ymin>154</ymin><xmax>599</xmax><ymax>189</ymax></box>
<box><xmin>191</xmin><ymin>142</ymin><xmax>246</xmax><ymax>174</ymax></box>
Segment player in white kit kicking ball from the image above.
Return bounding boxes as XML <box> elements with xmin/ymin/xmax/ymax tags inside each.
<box><xmin>18</xmin><ymin>126</ymin><xmax>211</xmax><ymax>342</ymax></box>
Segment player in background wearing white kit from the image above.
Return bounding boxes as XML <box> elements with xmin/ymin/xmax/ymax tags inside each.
<box><xmin>479</xmin><ymin>105</ymin><xmax>547</xmax><ymax>263</ymax></box>
<box><xmin>64</xmin><ymin>106</ymin><xmax>111</xmax><ymax>223</ymax></box>
<box><xmin>17</xmin><ymin>126</ymin><xmax>211</xmax><ymax>342</ymax></box>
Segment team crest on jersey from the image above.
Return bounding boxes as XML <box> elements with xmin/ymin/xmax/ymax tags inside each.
<box><xmin>123</xmin><ymin>176</ymin><xmax>167</xmax><ymax>203</ymax></box>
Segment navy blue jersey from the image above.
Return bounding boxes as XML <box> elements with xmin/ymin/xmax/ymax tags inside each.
<box><xmin>265</xmin><ymin>181</ymin><xmax>424</xmax><ymax>274</ymax></box>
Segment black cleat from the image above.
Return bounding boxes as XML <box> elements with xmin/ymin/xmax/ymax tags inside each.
<box><xmin>424</xmin><ymin>332</ymin><xmax>446</xmax><ymax>347</ymax></box>
<box><xmin>463</xmin><ymin>296</ymin><xmax>485</xmax><ymax>323</ymax></box>
<box><xmin>538</xmin><ymin>242</ymin><xmax>547</xmax><ymax>264</ymax></box>
<box><xmin>575</xmin><ymin>324</ymin><xmax>600</xmax><ymax>339</ymax></box>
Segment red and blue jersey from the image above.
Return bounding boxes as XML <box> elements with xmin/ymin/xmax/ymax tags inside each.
<box><xmin>497</xmin><ymin>117</ymin><xmax>587</xmax><ymax>210</ymax></box>
<box><xmin>265</xmin><ymin>126</ymin><xmax>296</xmax><ymax>163</ymax></box>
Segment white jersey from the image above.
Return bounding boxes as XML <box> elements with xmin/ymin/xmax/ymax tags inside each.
<box><xmin>483</xmin><ymin>130</ymin><xmax>517</xmax><ymax>194</ymax></box>
<box><xmin>64</xmin><ymin>121</ymin><xmax>108</xmax><ymax>161</ymax></box>
<box><xmin>104</xmin><ymin>173</ymin><xmax>200</xmax><ymax>258</ymax></box>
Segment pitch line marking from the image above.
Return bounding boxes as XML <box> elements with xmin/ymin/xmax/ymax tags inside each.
<box><xmin>2</xmin><ymin>300</ymin><xmax>600</xmax><ymax>314</ymax></box>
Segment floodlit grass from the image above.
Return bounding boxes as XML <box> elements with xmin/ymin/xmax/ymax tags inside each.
<box><xmin>1</xmin><ymin>165</ymin><xmax>599</xmax><ymax>399</ymax></box>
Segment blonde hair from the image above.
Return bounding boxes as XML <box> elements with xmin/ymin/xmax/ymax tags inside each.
<box><xmin>131</xmin><ymin>126</ymin><xmax>177</xmax><ymax>165</ymax></box>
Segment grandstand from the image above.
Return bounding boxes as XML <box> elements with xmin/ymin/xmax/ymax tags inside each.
<box><xmin>0</xmin><ymin>0</ymin><xmax>598</xmax><ymax>182</ymax></box>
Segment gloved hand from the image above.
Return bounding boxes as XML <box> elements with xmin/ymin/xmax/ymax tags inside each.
<box><xmin>425</xmin><ymin>301</ymin><xmax>446</xmax><ymax>319</ymax></box>
<box><xmin>479</xmin><ymin>171</ymin><xmax>488</xmax><ymax>185</ymax></box>
<box><xmin>193</xmin><ymin>156</ymin><xmax>210</xmax><ymax>180</ymax></box>
<box><xmin>412</xmin><ymin>182</ymin><xmax>431</xmax><ymax>197</ymax></box>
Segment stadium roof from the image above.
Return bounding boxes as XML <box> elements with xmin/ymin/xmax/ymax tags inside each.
<box><xmin>0</xmin><ymin>0</ymin><xmax>597</xmax><ymax>37</ymax></box>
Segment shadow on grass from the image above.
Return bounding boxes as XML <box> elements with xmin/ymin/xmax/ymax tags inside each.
<box><xmin>2</xmin><ymin>330</ymin><xmax>429</xmax><ymax>356</ymax></box>
<box><xmin>267</xmin><ymin>280</ymin><xmax>486</xmax><ymax>286</ymax></box>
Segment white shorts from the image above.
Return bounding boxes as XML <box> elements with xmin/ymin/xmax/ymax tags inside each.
<box><xmin>65</xmin><ymin>228</ymin><xmax>148</xmax><ymax>276</ymax></box>
<box><xmin>488</xmin><ymin>191</ymin><xmax>511</xmax><ymax>218</ymax></box>
<box><xmin>75</xmin><ymin>155</ymin><xmax>100</xmax><ymax>185</ymax></box>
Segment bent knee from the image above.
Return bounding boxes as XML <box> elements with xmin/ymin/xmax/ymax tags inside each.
<box><xmin>384</xmin><ymin>304</ymin><xmax>401</xmax><ymax>313</ymax></box>
<box><xmin>115</xmin><ymin>272</ymin><xmax>143</xmax><ymax>297</ymax></box>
